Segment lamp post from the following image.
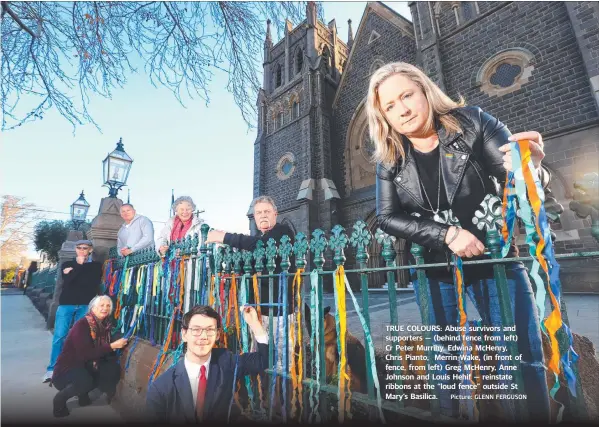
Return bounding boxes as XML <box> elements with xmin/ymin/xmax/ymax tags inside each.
<box><xmin>70</xmin><ymin>190</ymin><xmax>90</xmax><ymax>230</ymax></box>
<box><xmin>102</xmin><ymin>137</ymin><xmax>133</xmax><ymax>198</ymax></box>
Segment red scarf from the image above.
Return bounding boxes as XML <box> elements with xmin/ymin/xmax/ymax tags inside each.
<box><xmin>170</xmin><ymin>216</ymin><xmax>193</xmax><ymax>242</ymax></box>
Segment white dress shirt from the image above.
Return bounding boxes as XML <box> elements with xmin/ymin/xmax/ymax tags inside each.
<box><xmin>184</xmin><ymin>334</ymin><xmax>268</xmax><ymax>408</ymax></box>
<box><xmin>185</xmin><ymin>354</ymin><xmax>211</xmax><ymax>409</ymax></box>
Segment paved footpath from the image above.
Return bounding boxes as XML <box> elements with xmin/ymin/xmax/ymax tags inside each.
<box><xmin>1</xmin><ymin>288</ymin><xmax>121</xmax><ymax>424</ymax></box>
<box><xmin>1</xmin><ymin>286</ymin><xmax>597</xmax><ymax>424</ymax></box>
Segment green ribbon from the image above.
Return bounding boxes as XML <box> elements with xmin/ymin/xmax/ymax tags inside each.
<box><xmin>342</xmin><ymin>274</ymin><xmax>386</xmax><ymax>423</ymax></box>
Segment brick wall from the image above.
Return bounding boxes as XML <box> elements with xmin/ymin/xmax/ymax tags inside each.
<box><xmin>439</xmin><ymin>1</ymin><xmax>597</xmax><ymax>134</ymax></box>
<box><xmin>332</xmin><ymin>9</ymin><xmax>416</xmax><ymax>199</ymax></box>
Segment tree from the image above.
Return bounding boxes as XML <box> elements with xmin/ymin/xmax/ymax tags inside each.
<box><xmin>0</xmin><ymin>195</ymin><xmax>42</xmax><ymax>269</ymax></box>
<box><xmin>1</xmin><ymin>1</ymin><xmax>321</xmax><ymax>131</ymax></box>
<box><xmin>1</xmin><ymin>264</ymin><xmax>17</xmax><ymax>282</ymax></box>
<box><xmin>33</xmin><ymin>219</ymin><xmax>90</xmax><ymax>264</ymax></box>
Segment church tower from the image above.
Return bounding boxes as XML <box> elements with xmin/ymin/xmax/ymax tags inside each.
<box><xmin>251</xmin><ymin>2</ymin><xmax>349</xmax><ymax>236</ymax></box>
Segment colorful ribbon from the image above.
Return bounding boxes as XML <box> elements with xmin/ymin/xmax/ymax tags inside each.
<box><xmin>334</xmin><ymin>266</ymin><xmax>350</xmax><ymax>423</ymax></box>
<box><xmin>502</xmin><ymin>140</ymin><xmax>578</xmax><ymax>413</ymax></box>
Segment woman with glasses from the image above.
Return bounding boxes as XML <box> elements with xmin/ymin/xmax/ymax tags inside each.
<box><xmin>43</xmin><ymin>240</ymin><xmax>103</xmax><ymax>384</ymax></box>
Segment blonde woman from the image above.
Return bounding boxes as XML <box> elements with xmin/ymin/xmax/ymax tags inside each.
<box><xmin>368</xmin><ymin>62</ymin><xmax>550</xmax><ymax>421</ymax></box>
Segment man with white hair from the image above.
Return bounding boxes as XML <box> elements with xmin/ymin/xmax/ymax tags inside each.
<box><xmin>206</xmin><ymin>196</ymin><xmax>296</xmax><ymax>369</ymax></box>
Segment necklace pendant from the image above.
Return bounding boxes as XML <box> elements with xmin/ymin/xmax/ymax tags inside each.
<box><xmin>433</xmin><ymin>213</ymin><xmax>441</xmax><ymax>222</ymax></box>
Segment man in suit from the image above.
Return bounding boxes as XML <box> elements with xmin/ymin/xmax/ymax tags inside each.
<box><xmin>145</xmin><ymin>305</ymin><xmax>268</xmax><ymax>423</ymax></box>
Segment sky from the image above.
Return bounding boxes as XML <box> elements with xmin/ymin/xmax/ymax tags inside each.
<box><xmin>2</xmin><ymin>1</ymin><xmax>411</xmax><ymax>260</ymax></box>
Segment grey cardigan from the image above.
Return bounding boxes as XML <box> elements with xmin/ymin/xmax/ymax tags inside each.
<box><xmin>116</xmin><ymin>215</ymin><xmax>155</xmax><ymax>255</ymax></box>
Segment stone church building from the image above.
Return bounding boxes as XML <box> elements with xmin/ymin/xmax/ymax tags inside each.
<box><xmin>250</xmin><ymin>1</ymin><xmax>599</xmax><ymax>285</ymax></box>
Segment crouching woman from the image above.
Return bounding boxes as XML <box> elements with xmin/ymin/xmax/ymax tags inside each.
<box><xmin>51</xmin><ymin>295</ymin><xmax>128</xmax><ymax>417</ymax></box>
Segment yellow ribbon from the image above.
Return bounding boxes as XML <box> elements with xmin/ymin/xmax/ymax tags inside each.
<box><xmin>290</xmin><ymin>269</ymin><xmax>304</xmax><ymax>419</ymax></box>
<box><xmin>335</xmin><ymin>266</ymin><xmax>351</xmax><ymax>422</ymax></box>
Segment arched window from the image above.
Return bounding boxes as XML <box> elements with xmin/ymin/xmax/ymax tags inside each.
<box><xmin>276</xmin><ymin>64</ymin><xmax>282</xmax><ymax>88</ymax></box>
<box><xmin>292</xmin><ymin>100</ymin><xmax>300</xmax><ymax>120</ymax></box>
<box><xmin>321</xmin><ymin>45</ymin><xmax>331</xmax><ymax>73</ymax></box>
<box><xmin>295</xmin><ymin>49</ymin><xmax>303</xmax><ymax>74</ymax></box>
<box><xmin>277</xmin><ymin>111</ymin><xmax>284</xmax><ymax>129</ymax></box>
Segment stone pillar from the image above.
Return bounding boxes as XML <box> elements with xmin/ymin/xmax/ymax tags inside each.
<box><xmin>46</xmin><ymin>230</ymin><xmax>82</xmax><ymax>329</ymax></box>
<box><xmin>306</xmin><ymin>1</ymin><xmax>319</xmax><ymax>62</ymax></box>
<box><xmin>88</xmin><ymin>197</ymin><xmax>124</xmax><ymax>263</ymax></box>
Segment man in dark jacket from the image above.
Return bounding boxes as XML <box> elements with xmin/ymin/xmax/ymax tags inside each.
<box><xmin>43</xmin><ymin>240</ymin><xmax>103</xmax><ymax>383</ymax></box>
<box><xmin>206</xmin><ymin>196</ymin><xmax>297</xmax><ymax>369</ymax></box>
<box><xmin>145</xmin><ymin>305</ymin><xmax>268</xmax><ymax>423</ymax></box>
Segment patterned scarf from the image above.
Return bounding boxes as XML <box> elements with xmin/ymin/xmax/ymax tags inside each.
<box><xmin>170</xmin><ymin>216</ymin><xmax>193</xmax><ymax>242</ymax></box>
<box><xmin>85</xmin><ymin>312</ymin><xmax>112</xmax><ymax>368</ymax></box>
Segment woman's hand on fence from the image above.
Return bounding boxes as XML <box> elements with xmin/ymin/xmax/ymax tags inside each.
<box><xmin>499</xmin><ymin>131</ymin><xmax>545</xmax><ymax>171</ymax></box>
<box><xmin>159</xmin><ymin>245</ymin><xmax>169</xmax><ymax>256</ymax></box>
<box><xmin>63</xmin><ymin>267</ymin><xmax>73</xmax><ymax>274</ymax></box>
<box><xmin>446</xmin><ymin>227</ymin><xmax>485</xmax><ymax>258</ymax></box>
<box><xmin>110</xmin><ymin>338</ymin><xmax>128</xmax><ymax>350</ymax></box>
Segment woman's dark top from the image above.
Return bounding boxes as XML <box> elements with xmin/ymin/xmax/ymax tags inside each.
<box><xmin>52</xmin><ymin>317</ymin><xmax>113</xmax><ymax>380</ymax></box>
<box><xmin>376</xmin><ymin>107</ymin><xmax>548</xmax><ymax>285</ymax></box>
<box><xmin>412</xmin><ymin>146</ymin><xmax>516</xmax><ymax>283</ymax></box>
<box><xmin>412</xmin><ymin>146</ymin><xmax>450</xmax><ymax>213</ymax></box>
<box><xmin>59</xmin><ymin>260</ymin><xmax>103</xmax><ymax>306</ymax></box>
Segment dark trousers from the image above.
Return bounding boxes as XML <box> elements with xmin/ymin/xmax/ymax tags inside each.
<box><xmin>53</xmin><ymin>360</ymin><xmax>121</xmax><ymax>397</ymax></box>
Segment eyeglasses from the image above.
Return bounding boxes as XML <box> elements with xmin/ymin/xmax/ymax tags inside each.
<box><xmin>76</xmin><ymin>247</ymin><xmax>91</xmax><ymax>250</ymax></box>
<box><xmin>187</xmin><ymin>327</ymin><xmax>217</xmax><ymax>337</ymax></box>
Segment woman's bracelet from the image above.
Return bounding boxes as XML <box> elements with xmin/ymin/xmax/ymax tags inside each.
<box><xmin>446</xmin><ymin>227</ymin><xmax>460</xmax><ymax>246</ymax></box>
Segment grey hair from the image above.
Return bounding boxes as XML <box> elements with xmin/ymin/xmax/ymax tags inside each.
<box><xmin>121</xmin><ymin>203</ymin><xmax>135</xmax><ymax>210</ymax></box>
<box><xmin>172</xmin><ymin>196</ymin><xmax>196</xmax><ymax>212</ymax></box>
<box><xmin>252</xmin><ymin>195</ymin><xmax>277</xmax><ymax>213</ymax></box>
<box><xmin>88</xmin><ymin>295</ymin><xmax>113</xmax><ymax>314</ymax></box>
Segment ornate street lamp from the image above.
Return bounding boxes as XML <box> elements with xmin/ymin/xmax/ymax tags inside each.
<box><xmin>70</xmin><ymin>190</ymin><xmax>90</xmax><ymax>230</ymax></box>
<box><xmin>102</xmin><ymin>137</ymin><xmax>133</xmax><ymax>198</ymax></box>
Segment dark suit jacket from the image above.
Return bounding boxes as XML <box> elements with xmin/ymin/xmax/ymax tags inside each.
<box><xmin>145</xmin><ymin>343</ymin><xmax>268</xmax><ymax>423</ymax></box>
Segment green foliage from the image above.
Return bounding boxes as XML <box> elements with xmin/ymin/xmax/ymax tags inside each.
<box><xmin>33</xmin><ymin>220</ymin><xmax>90</xmax><ymax>263</ymax></box>
<box><xmin>1</xmin><ymin>267</ymin><xmax>17</xmax><ymax>283</ymax></box>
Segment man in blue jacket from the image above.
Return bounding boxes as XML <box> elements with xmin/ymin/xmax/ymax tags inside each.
<box><xmin>145</xmin><ymin>305</ymin><xmax>269</xmax><ymax>423</ymax></box>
